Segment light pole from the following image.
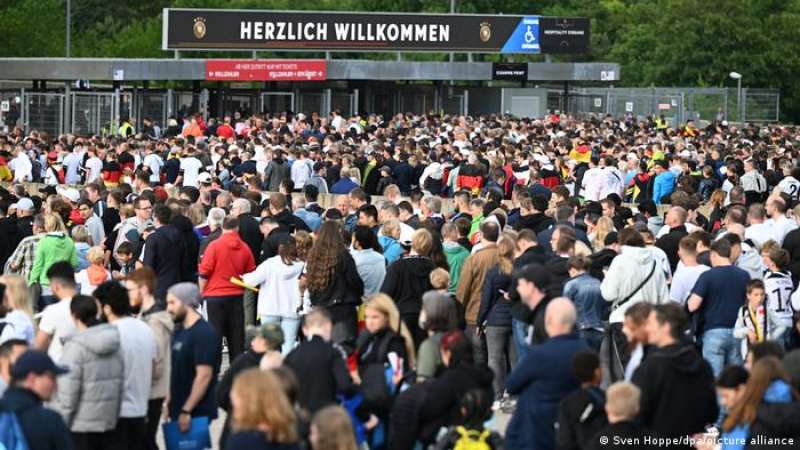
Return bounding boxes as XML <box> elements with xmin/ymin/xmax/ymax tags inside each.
<box><xmin>449</xmin><ymin>0</ymin><xmax>456</xmax><ymax>62</ymax></box>
<box><xmin>65</xmin><ymin>0</ymin><xmax>71</xmax><ymax>57</ymax></box>
<box><xmin>729</xmin><ymin>71</ymin><xmax>742</xmax><ymax>123</ymax></box>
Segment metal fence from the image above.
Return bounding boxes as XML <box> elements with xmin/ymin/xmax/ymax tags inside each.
<box><xmin>25</xmin><ymin>92</ymin><xmax>65</xmax><ymax>137</ymax></box>
<box><xmin>549</xmin><ymin>87</ymin><xmax>780</xmax><ymax>125</ymax></box>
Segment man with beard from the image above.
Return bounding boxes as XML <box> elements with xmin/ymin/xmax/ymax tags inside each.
<box><xmin>165</xmin><ymin>283</ymin><xmax>221</xmax><ymax>434</ymax></box>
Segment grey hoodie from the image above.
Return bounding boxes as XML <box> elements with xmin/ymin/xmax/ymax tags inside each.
<box><xmin>54</xmin><ymin>323</ymin><xmax>124</xmax><ymax>433</ymax></box>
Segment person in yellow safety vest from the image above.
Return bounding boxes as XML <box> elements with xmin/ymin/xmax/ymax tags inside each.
<box><xmin>118</xmin><ymin>117</ymin><xmax>135</xmax><ymax>137</ymax></box>
<box><xmin>654</xmin><ymin>115</ymin><xmax>668</xmax><ymax>130</ymax></box>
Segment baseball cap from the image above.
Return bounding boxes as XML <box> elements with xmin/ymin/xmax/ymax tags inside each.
<box><xmin>167</xmin><ymin>282</ymin><xmax>201</xmax><ymax>308</ymax></box>
<box><xmin>197</xmin><ymin>172</ymin><xmax>213</xmax><ymax>185</ymax></box>
<box><xmin>16</xmin><ymin>198</ymin><xmax>34</xmax><ymax>212</ymax></box>
<box><xmin>58</xmin><ymin>187</ymin><xmax>80</xmax><ymax>203</ymax></box>
<box><xmin>11</xmin><ymin>350</ymin><xmax>69</xmax><ymax>379</ymax></box>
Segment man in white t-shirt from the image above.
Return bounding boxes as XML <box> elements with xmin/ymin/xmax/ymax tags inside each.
<box><xmin>774</xmin><ymin>160</ymin><xmax>800</xmax><ymax>202</ymax></box>
<box><xmin>95</xmin><ymin>280</ymin><xmax>158</xmax><ymax>445</ymax></box>
<box><xmin>9</xmin><ymin>146</ymin><xmax>32</xmax><ymax>182</ymax></box>
<box><xmin>143</xmin><ymin>146</ymin><xmax>164</xmax><ymax>184</ymax></box>
<box><xmin>84</xmin><ymin>147</ymin><xmax>104</xmax><ymax>183</ymax></box>
<box><xmin>581</xmin><ymin>158</ymin><xmax>604</xmax><ymax>202</ymax></box>
<box><xmin>764</xmin><ymin>197</ymin><xmax>798</xmax><ymax>245</ymax></box>
<box><xmin>177</xmin><ymin>148</ymin><xmax>204</xmax><ymax>188</ymax></box>
<box><xmin>33</xmin><ymin>262</ymin><xmax>78</xmax><ymax>362</ymax></box>
<box><xmin>744</xmin><ymin>203</ymin><xmax>773</xmax><ymax>250</ymax></box>
<box><xmin>62</xmin><ymin>148</ymin><xmax>84</xmax><ymax>184</ymax></box>
<box><xmin>670</xmin><ymin>236</ymin><xmax>710</xmax><ymax>304</ymax></box>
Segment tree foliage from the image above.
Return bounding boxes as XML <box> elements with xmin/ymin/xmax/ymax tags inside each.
<box><xmin>2</xmin><ymin>0</ymin><xmax>800</xmax><ymax>120</ymax></box>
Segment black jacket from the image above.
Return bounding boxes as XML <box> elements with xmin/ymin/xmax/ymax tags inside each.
<box><xmin>273</xmin><ymin>209</ymin><xmax>311</xmax><ymax>234</ymax></box>
<box><xmin>380</xmin><ymin>256</ymin><xmax>435</xmax><ymax>317</ymax></box>
<box><xmin>654</xmin><ymin>225</ymin><xmax>688</xmax><ymax>273</ymax></box>
<box><xmin>171</xmin><ymin>214</ymin><xmax>200</xmax><ymax>280</ymax></box>
<box><xmin>308</xmin><ymin>250</ymin><xmax>364</xmax><ymax>308</ymax></box>
<box><xmin>0</xmin><ymin>216</ymin><xmax>18</xmax><ymax>271</ymax></box>
<box><xmin>555</xmin><ymin>387</ymin><xmax>607</xmax><ymax>450</ymax></box>
<box><xmin>782</xmin><ymin>227</ymin><xmax>800</xmax><ymax>284</ymax></box>
<box><xmin>284</xmin><ymin>335</ymin><xmax>357</xmax><ymax>414</ymax></box>
<box><xmin>590</xmin><ymin>248</ymin><xmax>618</xmax><ymax>281</ymax></box>
<box><xmin>746</xmin><ymin>401</ymin><xmax>800</xmax><ymax>450</ymax></box>
<box><xmin>513</xmin><ymin>212</ymin><xmax>555</xmax><ymax>235</ymax></box>
<box><xmin>16</xmin><ymin>215</ymin><xmax>33</xmax><ymax>244</ymax></box>
<box><xmin>260</xmin><ymin>229</ymin><xmax>291</xmax><ymax>263</ymax></box>
<box><xmin>216</xmin><ymin>350</ymin><xmax>264</xmax><ymax>447</ymax></box>
<box><xmin>632</xmin><ymin>343</ymin><xmax>718</xmax><ymax>444</ymax></box>
<box><xmin>142</xmin><ymin>224</ymin><xmax>189</xmax><ymax>301</ymax></box>
<box><xmin>237</xmin><ymin>213</ymin><xmax>263</xmax><ymax>264</ymax></box>
<box><xmin>509</xmin><ymin>250</ymin><xmax>549</xmax><ymax>322</ymax></box>
<box><xmin>0</xmin><ymin>387</ymin><xmax>72</xmax><ymax>450</ymax></box>
<box><xmin>419</xmin><ymin>365</ymin><xmax>494</xmax><ymax>443</ymax></box>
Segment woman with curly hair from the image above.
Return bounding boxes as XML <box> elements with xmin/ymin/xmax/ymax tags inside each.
<box><xmin>304</xmin><ymin>221</ymin><xmax>364</xmax><ymax>351</ymax></box>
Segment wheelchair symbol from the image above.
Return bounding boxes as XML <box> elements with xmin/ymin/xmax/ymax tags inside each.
<box><xmin>524</xmin><ymin>26</ymin><xmax>536</xmax><ymax>43</ymax></box>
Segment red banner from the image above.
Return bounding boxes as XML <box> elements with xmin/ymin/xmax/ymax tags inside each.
<box><xmin>205</xmin><ymin>59</ymin><xmax>327</xmax><ymax>81</ymax></box>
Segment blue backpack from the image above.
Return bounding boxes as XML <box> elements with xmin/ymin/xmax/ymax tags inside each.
<box><xmin>0</xmin><ymin>410</ymin><xmax>29</xmax><ymax>450</ymax></box>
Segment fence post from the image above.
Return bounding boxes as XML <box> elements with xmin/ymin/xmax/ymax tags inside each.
<box><xmin>742</xmin><ymin>88</ymin><xmax>747</xmax><ymax>124</ymax></box>
<box><xmin>20</xmin><ymin>88</ymin><xmax>27</xmax><ymax>133</ymax></box>
<box><xmin>776</xmin><ymin>91</ymin><xmax>781</xmax><ymax>122</ymax></box>
<box><xmin>64</xmin><ymin>83</ymin><xmax>71</xmax><ymax>135</ymax></box>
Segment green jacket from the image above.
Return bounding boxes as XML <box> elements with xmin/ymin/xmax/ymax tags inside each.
<box><xmin>443</xmin><ymin>241</ymin><xmax>470</xmax><ymax>293</ymax></box>
<box><xmin>28</xmin><ymin>233</ymin><xmax>78</xmax><ymax>286</ymax></box>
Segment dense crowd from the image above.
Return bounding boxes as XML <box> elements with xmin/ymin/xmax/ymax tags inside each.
<box><xmin>0</xmin><ymin>111</ymin><xmax>800</xmax><ymax>450</ymax></box>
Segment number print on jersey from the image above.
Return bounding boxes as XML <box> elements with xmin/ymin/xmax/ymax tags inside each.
<box><xmin>771</xmin><ymin>286</ymin><xmax>794</xmax><ymax>313</ymax></box>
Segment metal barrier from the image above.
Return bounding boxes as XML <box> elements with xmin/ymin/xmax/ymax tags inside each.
<box><xmin>24</xmin><ymin>92</ymin><xmax>65</xmax><ymax>137</ymax></box>
<box><xmin>549</xmin><ymin>87</ymin><xmax>780</xmax><ymax>124</ymax></box>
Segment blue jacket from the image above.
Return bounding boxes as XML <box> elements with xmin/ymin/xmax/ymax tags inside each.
<box><xmin>563</xmin><ymin>273</ymin><xmax>607</xmax><ymax>330</ymax></box>
<box><xmin>0</xmin><ymin>387</ymin><xmax>73</xmax><ymax>450</ymax></box>
<box><xmin>330</xmin><ymin>177</ymin><xmax>360</xmax><ymax>195</ymax></box>
<box><xmin>506</xmin><ymin>333</ymin><xmax>589</xmax><ymax>450</ymax></box>
<box><xmin>378</xmin><ymin>236</ymin><xmax>404</xmax><ymax>264</ymax></box>
<box><xmin>652</xmin><ymin>171</ymin><xmax>676</xmax><ymax>204</ymax></box>
<box><xmin>478</xmin><ymin>267</ymin><xmax>513</xmax><ymax>327</ymax></box>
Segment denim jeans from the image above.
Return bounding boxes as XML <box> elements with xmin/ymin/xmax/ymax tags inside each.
<box><xmin>579</xmin><ymin>328</ymin><xmax>604</xmax><ymax>353</ymax></box>
<box><xmin>262</xmin><ymin>315</ymin><xmax>301</xmax><ymax>355</ymax></box>
<box><xmin>512</xmin><ymin>319</ymin><xmax>531</xmax><ymax>361</ymax></box>
<box><xmin>485</xmin><ymin>326</ymin><xmax>518</xmax><ymax>400</ymax></box>
<box><xmin>702</xmin><ymin>328</ymin><xmax>742</xmax><ymax>378</ymax></box>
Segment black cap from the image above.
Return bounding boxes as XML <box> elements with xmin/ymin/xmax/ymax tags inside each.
<box><xmin>11</xmin><ymin>350</ymin><xmax>69</xmax><ymax>379</ymax></box>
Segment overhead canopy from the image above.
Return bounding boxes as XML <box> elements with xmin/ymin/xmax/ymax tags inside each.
<box><xmin>0</xmin><ymin>58</ymin><xmax>619</xmax><ymax>82</ymax></box>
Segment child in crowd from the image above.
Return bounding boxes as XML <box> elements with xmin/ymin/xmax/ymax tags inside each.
<box><xmin>112</xmin><ymin>241</ymin><xmax>136</xmax><ymax>280</ymax></box>
<box><xmin>587</xmin><ymin>382</ymin><xmax>650</xmax><ymax>450</ymax></box>
<box><xmin>556</xmin><ymin>351</ymin><xmax>608</xmax><ymax>450</ymax></box>
<box><xmin>71</xmin><ymin>225</ymin><xmax>91</xmax><ymax>271</ymax></box>
<box><xmin>733</xmin><ymin>279</ymin><xmax>786</xmax><ymax>360</ymax></box>
<box><xmin>75</xmin><ymin>246</ymin><xmax>111</xmax><ymax>295</ymax></box>
<box><xmin>760</xmin><ymin>243</ymin><xmax>796</xmax><ymax>344</ymax></box>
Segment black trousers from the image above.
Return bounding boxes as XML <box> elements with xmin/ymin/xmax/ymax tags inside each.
<box><xmin>71</xmin><ymin>431</ymin><xmax>117</xmax><ymax>450</ymax></box>
<box><xmin>205</xmin><ymin>295</ymin><xmax>245</xmax><ymax>362</ymax></box>
<box><xmin>115</xmin><ymin>417</ymin><xmax>147</xmax><ymax>450</ymax></box>
<box><xmin>328</xmin><ymin>303</ymin><xmax>357</xmax><ymax>354</ymax></box>
<box><xmin>144</xmin><ymin>398</ymin><xmax>164</xmax><ymax>450</ymax></box>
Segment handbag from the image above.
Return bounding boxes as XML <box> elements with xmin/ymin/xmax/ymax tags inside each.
<box><xmin>162</xmin><ymin>417</ymin><xmax>211</xmax><ymax>450</ymax></box>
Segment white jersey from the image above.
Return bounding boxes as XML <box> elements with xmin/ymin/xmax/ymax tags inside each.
<box><xmin>763</xmin><ymin>270</ymin><xmax>795</xmax><ymax>327</ymax></box>
<box><xmin>777</xmin><ymin>176</ymin><xmax>800</xmax><ymax>201</ymax></box>
<box><xmin>581</xmin><ymin>167</ymin><xmax>604</xmax><ymax>202</ymax></box>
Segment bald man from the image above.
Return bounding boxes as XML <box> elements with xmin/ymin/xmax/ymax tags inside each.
<box><xmin>655</xmin><ymin>206</ymin><xmax>689</xmax><ymax>272</ymax></box>
<box><xmin>505</xmin><ymin>298</ymin><xmax>590</xmax><ymax>450</ymax></box>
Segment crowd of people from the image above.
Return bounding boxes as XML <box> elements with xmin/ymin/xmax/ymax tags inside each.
<box><xmin>0</xmin><ymin>110</ymin><xmax>799</xmax><ymax>450</ymax></box>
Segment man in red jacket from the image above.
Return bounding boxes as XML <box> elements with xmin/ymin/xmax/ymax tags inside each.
<box><xmin>198</xmin><ymin>216</ymin><xmax>256</xmax><ymax>362</ymax></box>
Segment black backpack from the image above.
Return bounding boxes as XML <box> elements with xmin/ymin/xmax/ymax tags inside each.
<box><xmin>358</xmin><ymin>332</ymin><xmax>401</xmax><ymax>417</ymax></box>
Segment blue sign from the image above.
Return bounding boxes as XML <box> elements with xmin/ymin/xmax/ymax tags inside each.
<box><xmin>501</xmin><ymin>16</ymin><xmax>540</xmax><ymax>54</ymax></box>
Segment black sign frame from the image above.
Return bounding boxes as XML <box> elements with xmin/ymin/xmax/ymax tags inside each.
<box><xmin>492</xmin><ymin>63</ymin><xmax>528</xmax><ymax>81</ymax></box>
<box><xmin>162</xmin><ymin>8</ymin><xmax>589</xmax><ymax>54</ymax></box>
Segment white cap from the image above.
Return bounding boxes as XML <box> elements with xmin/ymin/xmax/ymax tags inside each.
<box><xmin>16</xmin><ymin>198</ymin><xmax>34</xmax><ymax>212</ymax></box>
<box><xmin>197</xmin><ymin>172</ymin><xmax>212</xmax><ymax>184</ymax></box>
<box><xmin>58</xmin><ymin>187</ymin><xmax>80</xmax><ymax>203</ymax></box>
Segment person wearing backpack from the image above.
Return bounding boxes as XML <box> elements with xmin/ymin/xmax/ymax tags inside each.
<box><xmin>554</xmin><ymin>351</ymin><xmax>608</xmax><ymax>450</ymax></box>
<box><xmin>433</xmin><ymin>389</ymin><xmax>503</xmax><ymax>450</ymax></box>
<box><xmin>0</xmin><ymin>350</ymin><xmax>72</xmax><ymax>450</ymax></box>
